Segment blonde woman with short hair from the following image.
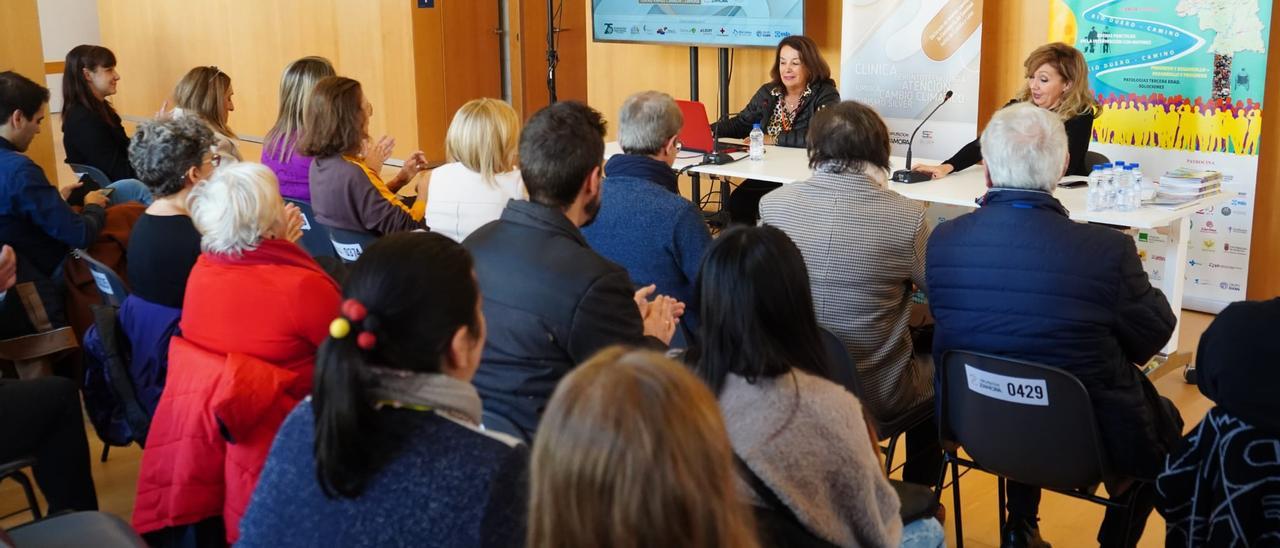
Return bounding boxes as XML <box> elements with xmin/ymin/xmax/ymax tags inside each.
<box><xmin>425</xmin><ymin>98</ymin><xmax>526</xmax><ymax>242</ymax></box>
<box><xmin>913</xmin><ymin>42</ymin><xmax>1100</xmax><ymax>178</ymax></box>
<box><xmin>171</xmin><ymin>65</ymin><xmax>242</xmax><ymax>161</ymax></box>
<box><xmin>528</xmin><ymin>346</ymin><xmax>759</xmax><ymax>548</ymax></box>
<box><xmin>262</xmin><ymin>56</ymin><xmax>335</xmax><ymax>202</ymax></box>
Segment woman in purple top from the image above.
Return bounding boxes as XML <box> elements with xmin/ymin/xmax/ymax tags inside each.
<box><xmin>262</xmin><ymin>57</ymin><xmax>335</xmax><ymax>202</ymax></box>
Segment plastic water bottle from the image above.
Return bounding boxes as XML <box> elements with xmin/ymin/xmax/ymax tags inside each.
<box><xmin>1099</xmin><ymin>163</ymin><xmax>1116</xmax><ymax>210</ymax></box>
<box><xmin>1086</xmin><ymin>164</ymin><xmax>1105</xmax><ymax>212</ymax></box>
<box><xmin>1130</xmin><ymin>163</ymin><xmax>1146</xmax><ymax>204</ymax></box>
<box><xmin>1115</xmin><ymin>166</ymin><xmax>1135</xmax><ymax>212</ymax></box>
<box><xmin>749</xmin><ymin>123</ymin><xmax>765</xmax><ymax>161</ymax></box>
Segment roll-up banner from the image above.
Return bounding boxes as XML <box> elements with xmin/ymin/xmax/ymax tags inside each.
<box><xmin>1051</xmin><ymin>0</ymin><xmax>1271</xmax><ymax>312</ymax></box>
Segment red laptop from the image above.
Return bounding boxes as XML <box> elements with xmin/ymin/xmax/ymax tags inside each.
<box><xmin>676</xmin><ymin>100</ymin><xmax>746</xmax><ymax>154</ymax></box>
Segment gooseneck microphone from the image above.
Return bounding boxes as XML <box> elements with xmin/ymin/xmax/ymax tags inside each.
<box><xmin>892</xmin><ymin>90</ymin><xmax>953</xmax><ymax>184</ymax></box>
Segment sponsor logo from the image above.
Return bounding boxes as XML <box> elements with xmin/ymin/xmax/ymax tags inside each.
<box><xmin>756</xmin><ymin>30</ymin><xmax>772</xmax><ymax>37</ymax></box>
<box><xmin>773</xmin><ymin>30</ymin><xmax>791</xmax><ymax>37</ymax></box>
<box><xmin>1208</xmin><ymin>262</ymin><xmax>1244</xmax><ymax>271</ymax></box>
<box><xmin>603</xmin><ymin>23</ymin><xmax>615</xmax><ymax>35</ymax></box>
<box><xmin>656</xmin><ymin>27</ymin><xmax>669</xmax><ymax>35</ymax></box>
<box><xmin>1228</xmin><ymin>227</ymin><xmax>1249</xmax><ymax>235</ymax></box>
<box><xmin>1138</xmin><ymin>232</ymin><xmax>1149</xmax><ymax>242</ymax></box>
<box><xmin>1221</xmin><ymin>206</ymin><xmax>1232</xmax><ymax>216</ymax></box>
<box><xmin>1202</xmin><ymin>239</ymin><xmax>1215</xmax><ymax>250</ymax></box>
<box><xmin>1138</xmin><ymin>249</ymin><xmax>1148</xmax><ymax>260</ymax></box>
<box><xmin>630</xmin><ymin>25</ymin><xmax>640</xmax><ymax>34</ymax></box>
<box><xmin>1231</xmin><ymin>199</ymin><xmax>1248</xmax><ymax>207</ymax></box>
<box><xmin>1224</xmin><ymin>243</ymin><xmax>1249</xmax><ymax>255</ymax></box>
<box><xmin>732</xmin><ymin>29</ymin><xmax>753</xmax><ymax>37</ymax></box>
<box><xmin>699</xmin><ymin>27</ymin><xmax>714</xmax><ymax>35</ymax></box>
<box><xmin>1188</xmin><ymin>259</ymin><xmax>1199</xmax><ymax>267</ymax></box>
<box><xmin>1219</xmin><ymin>282</ymin><xmax>1243</xmax><ymax>292</ymax></box>
<box><xmin>719</xmin><ymin>27</ymin><xmax>727</xmax><ymax>35</ymax></box>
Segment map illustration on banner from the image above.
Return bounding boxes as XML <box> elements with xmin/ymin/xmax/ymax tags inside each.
<box><xmin>839</xmin><ymin>0</ymin><xmax>983</xmax><ymax>161</ymax></box>
<box><xmin>1051</xmin><ymin>0</ymin><xmax>1271</xmax><ymax>312</ymax></box>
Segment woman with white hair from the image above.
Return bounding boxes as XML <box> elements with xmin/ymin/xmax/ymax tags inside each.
<box><xmin>133</xmin><ymin>162</ymin><xmax>339</xmax><ymax>546</ymax></box>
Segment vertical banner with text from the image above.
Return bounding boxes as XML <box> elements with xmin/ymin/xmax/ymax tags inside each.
<box><xmin>839</xmin><ymin>0</ymin><xmax>984</xmax><ymax>162</ymax></box>
<box><xmin>1051</xmin><ymin>0</ymin><xmax>1271</xmax><ymax>312</ymax></box>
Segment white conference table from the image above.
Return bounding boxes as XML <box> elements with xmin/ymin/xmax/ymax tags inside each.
<box><xmin>606</xmin><ymin>141</ymin><xmax>1229</xmax><ymax>356</ymax></box>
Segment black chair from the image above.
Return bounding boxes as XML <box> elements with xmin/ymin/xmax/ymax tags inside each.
<box><xmin>937</xmin><ymin>350</ymin><xmax>1142</xmax><ymax>548</ymax></box>
<box><xmin>284</xmin><ymin>199</ymin><xmax>336</xmax><ymax>258</ymax></box>
<box><xmin>67</xmin><ymin>163</ymin><xmax>113</xmax><ymax>188</ymax></box>
<box><xmin>1083</xmin><ymin>150</ymin><xmax>1111</xmax><ymax>168</ymax></box>
<box><xmin>73</xmin><ymin>249</ymin><xmax>129</xmax><ymax>308</ymax></box>
<box><xmin>822</xmin><ymin>329</ymin><xmax>933</xmax><ymax>474</ymax></box>
<box><xmin>327</xmin><ymin>227</ymin><xmax>377</xmax><ymax>264</ymax></box>
<box><xmin>7</xmin><ymin>511</ymin><xmax>146</xmax><ymax>546</ymax></box>
<box><xmin>0</xmin><ymin>457</ymin><xmax>42</xmax><ymax>521</ymax></box>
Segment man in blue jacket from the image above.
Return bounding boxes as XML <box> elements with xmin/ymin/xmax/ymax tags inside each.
<box><xmin>581</xmin><ymin>91</ymin><xmax>710</xmax><ymax>343</ymax></box>
<box><xmin>0</xmin><ymin>71</ymin><xmax>108</xmax><ymax>336</ymax></box>
<box><xmin>464</xmin><ymin>101</ymin><xmax>684</xmax><ymax>442</ymax></box>
<box><xmin>926</xmin><ymin>104</ymin><xmax>1181</xmax><ymax>548</ymax></box>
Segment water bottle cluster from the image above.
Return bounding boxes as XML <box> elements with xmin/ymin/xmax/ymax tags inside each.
<box><xmin>1086</xmin><ymin>162</ymin><xmax>1144</xmax><ymax>212</ymax></box>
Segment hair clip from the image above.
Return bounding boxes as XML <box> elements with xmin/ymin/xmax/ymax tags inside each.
<box><xmin>329</xmin><ymin>317</ymin><xmax>351</xmax><ymax>339</ymax></box>
<box><xmin>341</xmin><ymin>299</ymin><xmax>367</xmax><ymax>322</ymax></box>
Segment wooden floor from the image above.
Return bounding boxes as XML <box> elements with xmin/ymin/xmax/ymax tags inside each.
<box><xmin>1</xmin><ymin>119</ymin><xmax>1219</xmax><ymax>545</ymax></box>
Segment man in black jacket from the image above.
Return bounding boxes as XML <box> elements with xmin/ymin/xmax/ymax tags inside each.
<box><xmin>927</xmin><ymin>104</ymin><xmax>1181</xmax><ymax>548</ymax></box>
<box><xmin>464</xmin><ymin>101</ymin><xmax>683</xmax><ymax>442</ymax></box>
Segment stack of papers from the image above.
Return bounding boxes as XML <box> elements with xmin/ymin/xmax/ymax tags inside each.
<box><xmin>1154</xmin><ymin>169</ymin><xmax>1222</xmax><ymax>204</ymax></box>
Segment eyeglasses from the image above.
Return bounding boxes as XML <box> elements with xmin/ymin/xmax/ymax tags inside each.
<box><xmin>203</xmin><ymin>149</ymin><xmax>222</xmax><ymax>167</ymax></box>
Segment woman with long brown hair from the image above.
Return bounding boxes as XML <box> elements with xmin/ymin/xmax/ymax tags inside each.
<box><xmin>171</xmin><ymin>65</ymin><xmax>241</xmax><ymax>161</ymax></box>
<box><xmin>528</xmin><ymin>347</ymin><xmax>759</xmax><ymax>548</ymax></box>
<box><xmin>61</xmin><ymin>44</ymin><xmax>134</xmax><ymax>181</ymax></box>
<box><xmin>913</xmin><ymin>42</ymin><xmax>1101</xmax><ymax>178</ymax></box>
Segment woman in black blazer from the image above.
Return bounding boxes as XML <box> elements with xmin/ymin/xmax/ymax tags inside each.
<box><xmin>714</xmin><ymin>35</ymin><xmax>840</xmax><ymax>224</ymax></box>
<box><xmin>61</xmin><ymin>45</ymin><xmax>136</xmax><ymax>182</ymax></box>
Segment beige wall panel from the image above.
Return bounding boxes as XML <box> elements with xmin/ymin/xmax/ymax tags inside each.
<box><xmin>1</xmin><ymin>0</ymin><xmax>58</xmax><ymax>180</ymax></box>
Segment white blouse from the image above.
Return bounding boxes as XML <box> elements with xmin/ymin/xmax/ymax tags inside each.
<box><xmin>425</xmin><ymin>162</ymin><xmax>526</xmax><ymax>242</ymax></box>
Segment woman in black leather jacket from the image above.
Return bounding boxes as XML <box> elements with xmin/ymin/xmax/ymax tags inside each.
<box><xmin>714</xmin><ymin>35</ymin><xmax>840</xmax><ymax>224</ymax></box>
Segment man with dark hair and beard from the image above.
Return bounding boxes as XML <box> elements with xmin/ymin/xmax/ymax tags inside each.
<box><xmin>463</xmin><ymin>101</ymin><xmax>684</xmax><ymax>442</ymax></box>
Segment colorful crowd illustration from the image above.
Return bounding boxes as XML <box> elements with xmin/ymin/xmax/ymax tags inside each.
<box><xmin>1091</xmin><ymin>92</ymin><xmax>1263</xmax><ymax>156</ymax></box>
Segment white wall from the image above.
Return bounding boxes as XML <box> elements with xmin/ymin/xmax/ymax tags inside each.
<box><xmin>38</xmin><ymin>0</ymin><xmax>101</xmax><ymax>112</ymax></box>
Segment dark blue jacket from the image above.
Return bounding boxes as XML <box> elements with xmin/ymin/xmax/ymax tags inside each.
<box><xmin>0</xmin><ymin>137</ymin><xmax>105</xmax><ymax>278</ymax></box>
<box><xmin>239</xmin><ymin>401</ymin><xmax>528</xmax><ymax>547</ymax></box>
<box><xmin>582</xmin><ymin>154</ymin><xmax>709</xmax><ymax>333</ymax></box>
<box><xmin>926</xmin><ymin>189</ymin><xmax>1179</xmax><ymax>479</ymax></box>
<box><xmin>464</xmin><ymin>200</ymin><xmax>660</xmax><ymax>441</ymax></box>
<box><xmin>82</xmin><ymin>295</ymin><xmax>181</xmax><ymax>446</ymax></box>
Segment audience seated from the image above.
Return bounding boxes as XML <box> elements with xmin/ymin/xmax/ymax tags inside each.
<box><xmin>528</xmin><ymin>346</ymin><xmax>759</xmax><ymax>548</ymax></box>
<box><xmin>0</xmin><ymin>71</ymin><xmax>109</xmax><ymax>337</ymax></box>
<box><xmin>581</xmin><ymin>91</ymin><xmax>710</xmax><ymax>338</ymax></box>
<box><xmin>126</xmin><ymin>117</ymin><xmax>216</xmax><ymax>309</ymax></box>
<box><xmin>262</xmin><ymin>57</ymin><xmax>335</xmax><ymax>203</ymax></box>
<box><xmin>170</xmin><ymin>66</ymin><xmax>242</xmax><ymax>162</ymax></box>
<box><xmin>132</xmin><ymin>163</ymin><xmax>335</xmax><ymax>546</ymax></box>
<box><xmin>691</xmin><ymin>225</ymin><xmax>944</xmax><ymax>547</ymax></box>
<box><xmin>425</xmin><ymin>98</ymin><xmax>526</xmax><ymax>241</ymax></box>
<box><xmin>1158</xmin><ymin>297</ymin><xmax>1280</xmax><ymax>545</ymax></box>
<box><xmin>301</xmin><ymin>76</ymin><xmax>428</xmax><ymax>236</ymax></box>
<box><xmin>926</xmin><ymin>103</ymin><xmax>1182</xmax><ymax>548</ymax></box>
<box><xmin>60</xmin><ymin>45</ymin><xmax>137</xmax><ymax>182</ymax></box>
<box><xmin>759</xmin><ymin>100</ymin><xmax>939</xmax><ymax>486</ymax></box>
<box><xmin>241</xmin><ymin>232</ymin><xmax>526</xmax><ymax>547</ymax></box>
<box><xmin>463</xmin><ymin>101</ymin><xmax>683</xmax><ymax>442</ymax></box>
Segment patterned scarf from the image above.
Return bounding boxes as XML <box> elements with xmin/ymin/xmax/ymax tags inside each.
<box><xmin>767</xmin><ymin>84</ymin><xmax>813</xmax><ymax>137</ymax></box>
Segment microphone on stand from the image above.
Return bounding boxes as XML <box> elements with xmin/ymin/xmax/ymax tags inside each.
<box><xmin>706</xmin><ymin>111</ymin><xmax>739</xmax><ymax>165</ymax></box>
<box><xmin>892</xmin><ymin>90</ymin><xmax>953</xmax><ymax>184</ymax></box>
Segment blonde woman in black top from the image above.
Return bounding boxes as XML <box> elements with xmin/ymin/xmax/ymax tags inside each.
<box><xmin>913</xmin><ymin>42</ymin><xmax>1100</xmax><ymax>178</ymax></box>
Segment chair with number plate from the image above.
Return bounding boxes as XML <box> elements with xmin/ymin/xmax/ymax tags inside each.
<box><xmin>327</xmin><ymin>226</ymin><xmax>378</xmax><ymax>264</ymax></box>
<box><xmin>937</xmin><ymin>350</ymin><xmax>1144</xmax><ymax>548</ymax></box>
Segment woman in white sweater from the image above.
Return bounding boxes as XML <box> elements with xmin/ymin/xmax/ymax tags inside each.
<box><xmin>690</xmin><ymin>225</ymin><xmax>944</xmax><ymax>548</ymax></box>
<box><xmin>424</xmin><ymin>98</ymin><xmax>526</xmax><ymax>242</ymax></box>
